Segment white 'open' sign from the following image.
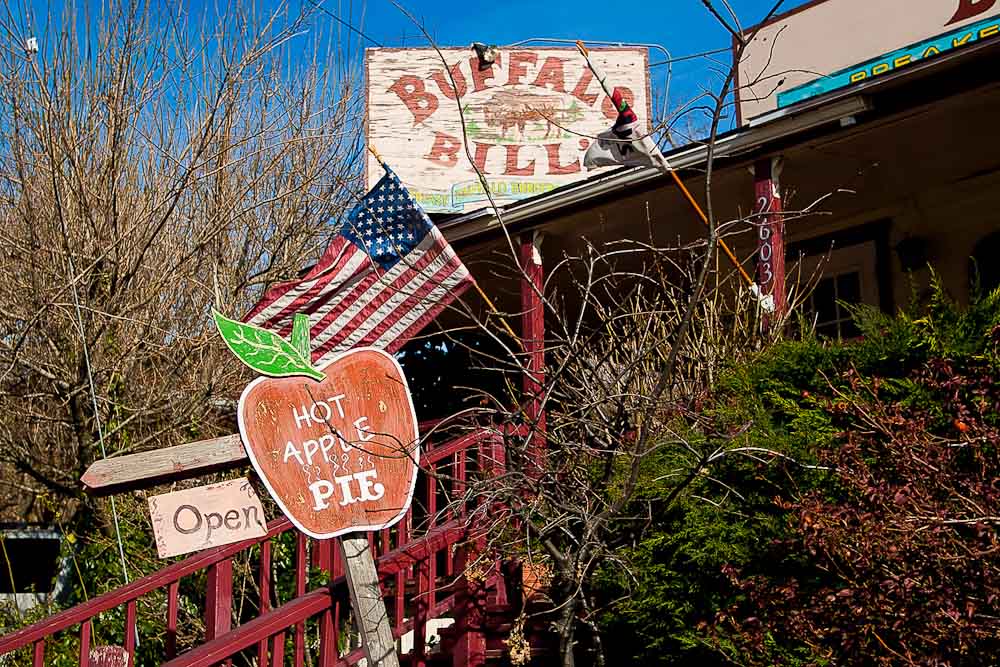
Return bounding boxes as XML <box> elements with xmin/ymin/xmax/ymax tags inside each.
<box><xmin>148</xmin><ymin>477</ymin><xmax>266</xmax><ymax>558</ymax></box>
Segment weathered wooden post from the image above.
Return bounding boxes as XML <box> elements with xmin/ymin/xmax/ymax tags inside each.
<box><xmin>340</xmin><ymin>535</ymin><xmax>398</xmax><ymax>665</ymax></box>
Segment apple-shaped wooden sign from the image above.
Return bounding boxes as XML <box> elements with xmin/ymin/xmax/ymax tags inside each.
<box><xmin>214</xmin><ymin>311</ymin><xmax>419</xmax><ymax>539</ymax></box>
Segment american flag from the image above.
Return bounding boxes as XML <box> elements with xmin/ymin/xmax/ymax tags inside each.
<box><xmin>244</xmin><ymin>165</ymin><xmax>473</xmax><ymax>364</ymax></box>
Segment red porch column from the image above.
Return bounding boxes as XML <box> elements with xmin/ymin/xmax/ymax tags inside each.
<box><xmin>450</xmin><ymin>539</ymin><xmax>488</xmax><ymax>667</ymax></box>
<box><xmin>519</xmin><ymin>232</ymin><xmax>545</xmax><ymax>474</ymax></box>
<box><xmin>753</xmin><ymin>157</ymin><xmax>787</xmax><ymax>325</ymax></box>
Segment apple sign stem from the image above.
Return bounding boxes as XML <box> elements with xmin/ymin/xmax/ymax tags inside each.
<box><xmin>341</xmin><ymin>535</ymin><xmax>401</xmax><ymax>667</ymax></box>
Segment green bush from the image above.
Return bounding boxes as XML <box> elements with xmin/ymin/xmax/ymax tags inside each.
<box><xmin>595</xmin><ymin>281</ymin><xmax>1000</xmax><ymax>666</ymax></box>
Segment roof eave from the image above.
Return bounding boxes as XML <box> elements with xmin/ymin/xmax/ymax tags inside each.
<box><xmin>440</xmin><ymin>34</ymin><xmax>1000</xmax><ymax>246</ymax></box>
<box><xmin>440</xmin><ymin>94</ymin><xmax>871</xmax><ymax>245</ymax></box>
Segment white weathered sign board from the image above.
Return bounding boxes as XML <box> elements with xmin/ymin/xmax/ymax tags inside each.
<box><xmin>737</xmin><ymin>0</ymin><xmax>1000</xmax><ymax>122</ymax></box>
<box><xmin>366</xmin><ymin>47</ymin><xmax>650</xmax><ymax>213</ymax></box>
<box><xmin>148</xmin><ymin>477</ymin><xmax>266</xmax><ymax>558</ymax></box>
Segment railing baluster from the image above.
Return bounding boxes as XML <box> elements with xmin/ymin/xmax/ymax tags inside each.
<box><xmin>124</xmin><ymin>600</ymin><xmax>137</xmax><ymax>666</ymax></box>
<box><xmin>399</xmin><ymin>512</ymin><xmax>410</xmax><ymax>564</ymax></box>
<box><xmin>444</xmin><ymin>449</ymin><xmax>469</xmax><ymax>579</ymax></box>
<box><xmin>427</xmin><ymin>463</ymin><xmax>437</xmax><ymax>529</ymax></box>
<box><xmin>397</xmin><ymin>512</ymin><xmax>409</xmax><ymax>630</ymax></box>
<box><xmin>428</xmin><ymin>544</ymin><xmax>438</xmax><ymax>611</ymax></box>
<box><xmin>257</xmin><ymin>541</ymin><xmax>272</xmax><ymax>664</ymax></box>
<box><xmin>78</xmin><ymin>620</ymin><xmax>91</xmax><ymax>667</ymax></box>
<box><xmin>423</xmin><ymin>464</ymin><xmax>439</xmax><ymax>617</ymax></box>
<box><xmin>205</xmin><ymin>558</ymin><xmax>233</xmax><ymax>667</ymax></box>
<box><xmin>394</xmin><ymin>568</ymin><xmax>405</xmax><ymax>631</ymax></box>
<box><xmin>318</xmin><ymin>608</ymin><xmax>335</xmax><ymax>667</ymax></box>
<box><xmin>452</xmin><ymin>541</ymin><xmax>487</xmax><ymax>667</ymax></box>
<box><xmin>270</xmin><ymin>631</ymin><xmax>285</xmax><ymax>667</ymax></box>
<box><xmin>330</xmin><ymin>535</ymin><xmax>341</xmax><ymax>665</ymax></box>
<box><xmin>32</xmin><ymin>639</ymin><xmax>44</xmax><ymax>666</ymax></box>
<box><xmin>333</xmin><ymin>597</ymin><xmax>341</xmax><ymax>661</ymax></box>
<box><xmin>447</xmin><ymin>454</ymin><xmax>460</xmax><ymax>583</ymax></box>
<box><xmin>166</xmin><ymin>580</ymin><xmax>179</xmax><ymax>659</ymax></box>
<box><xmin>456</xmin><ymin>448</ymin><xmax>467</xmax><ymax>515</ymax></box>
<box><xmin>312</xmin><ymin>533</ymin><xmax>331</xmax><ymax>573</ymax></box>
<box><xmin>294</xmin><ymin>533</ymin><xmax>306</xmax><ymax>666</ymax></box>
<box><xmin>205</xmin><ymin>559</ymin><xmax>233</xmax><ymax>640</ymax></box>
<box><xmin>413</xmin><ymin>558</ymin><xmax>429</xmax><ymax>667</ymax></box>
<box><xmin>332</xmin><ymin>538</ymin><xmax>342</xmax><ymax>578</ymax></box>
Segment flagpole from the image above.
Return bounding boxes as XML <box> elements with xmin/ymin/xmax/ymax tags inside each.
<box><xmin>575</xmin><ymin>41</ymin><xmax>756</xmax><ymax>290</ymax></box>
<box><xmin>366</xmin><ymin>144</ymin><xmax>525</xmax><ymax>348</ymax></box>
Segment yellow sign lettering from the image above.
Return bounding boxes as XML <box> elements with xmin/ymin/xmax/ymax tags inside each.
<box><xmin>953</xmin><ymin>32</ymin><xmax>974</xmax><ymax>47</ymax></box>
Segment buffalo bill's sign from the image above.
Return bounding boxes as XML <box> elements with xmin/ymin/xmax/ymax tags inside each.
<box><xmin>366</xmin><ymin>47</ymin><xmax>650</xmax><ymax>213</ymax></box>
<box><xmin>237</xmin><ymin>348</ymin><xmax>419</xmax><ymax>539</ymax></box>
<box><xmin>148</xmin><ymin>478</ymin><xmax>266</xmax><ymax>558</ymax></box>
<box><xmin>737</xmin><ymin>0</ymin><xmax>1000</xmax><ymax>122</ymax></box>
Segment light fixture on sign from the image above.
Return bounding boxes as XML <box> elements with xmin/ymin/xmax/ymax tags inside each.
<box><xmin>470</xmin><ymin>42</ymin><xmax>499</xmax><ymax>70</ymax></box>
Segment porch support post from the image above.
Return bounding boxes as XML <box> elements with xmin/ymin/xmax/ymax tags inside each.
<box><xmin>519</xmin><ymin>232</ymin><xmax>545</xmax><ymax>474</ymax></box>
<box><xmin>753</xmin><ymin>156</ymin><xmax>787</xmax><ymax>325</ymax></box>
<box><xmin>451</xmin><ymin>538</ymin><xmax>488</xmax><ymax>667</ymax></box>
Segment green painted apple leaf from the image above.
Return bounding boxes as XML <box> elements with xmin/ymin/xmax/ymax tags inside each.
<box><xmin>212</xmin><ymin>309</ymin><xmax>325</xmax><ymax>381</ymax></box>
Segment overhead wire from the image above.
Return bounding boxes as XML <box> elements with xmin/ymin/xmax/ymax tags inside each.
<box><xmin>65</xmin><ymin>261</ymin><xmax>131</xmax><ymax>587</ymax></box>
<box><xmin>302</xmin><ymin>0</ymin><xmax>383</xmax><ymax>47</ymax></box>
<box><xmin>650</xmin><ymin>46</ymin><xmax>730</xmax><ymax>66</ymax></box>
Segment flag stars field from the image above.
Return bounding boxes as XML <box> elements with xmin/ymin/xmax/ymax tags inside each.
<box><xmin>243</xmin><ymin>162</ymin><xmax>473</xmax><ymax>362</ymax></box>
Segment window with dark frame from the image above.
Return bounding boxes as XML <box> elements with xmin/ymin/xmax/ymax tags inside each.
<box><xmin>804</xmin><ymin>270</ymin><xmax>862</xmax><ymax>339</ymax></box>
<box><xmin>789</xmin><ymin>228</ymin><xmax>886</xmax><ymax>340</ymax></box>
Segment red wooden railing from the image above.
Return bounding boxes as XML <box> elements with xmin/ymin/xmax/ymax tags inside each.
<box><xmin>0</xmin><ymin>426</ymin><xmax>504</xmax><ymax>667</ymax></box>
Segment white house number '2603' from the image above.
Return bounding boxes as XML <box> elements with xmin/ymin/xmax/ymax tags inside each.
<box><xmin>757</xmin><ymin>193</ymin><xmax>775</xmax><ymax>286</ymax></box>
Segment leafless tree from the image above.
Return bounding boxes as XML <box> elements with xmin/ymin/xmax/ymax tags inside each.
<box><xmin>385</xmin><ymin>3</ymin><xmax>839</xmax><ymax>666</ymax></box>
<box><xmin>0</xmin><ymin>0</ymin><xmax>364</xmax><ymax>539</ymax></box>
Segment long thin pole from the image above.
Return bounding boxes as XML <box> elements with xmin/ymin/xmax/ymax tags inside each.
<box><xmin>575</xmin><ymin>41</ymin><xmax>755</xmax><ymax>288</ymax></box>
<box><xmin>666</xmin><ymin>169</ymin><xmax>755</xmax><ymax>287</ymax></box>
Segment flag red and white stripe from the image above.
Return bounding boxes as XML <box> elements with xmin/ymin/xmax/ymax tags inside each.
<box><xmin>244</xmin><ymin>166</ymin><xmax>473</xmax><ymax>363</ymax></box>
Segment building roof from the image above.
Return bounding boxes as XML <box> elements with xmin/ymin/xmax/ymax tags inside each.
<box><xmin>437</xmin><ymin>33</ymin><xmax>1000</xmax><ymax>247</ymax></box>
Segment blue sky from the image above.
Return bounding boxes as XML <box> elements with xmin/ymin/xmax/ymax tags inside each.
<box><xmin>16</xmin><ymin>0</ymin><xmax>809</xmax><ymax>136</ymax></box>
<box><xmin>21</xmin><ymin>0</ymin><xmax>810</xmax><ymax>116</ymax></box>
<box><xmin>353</xmin><ymin>0</ymin><xmax>800</xmax><ymax>47</ymax></box>
<box><xmin>303</xmin><ymin>0</ymin><xmax>809</xmax><ymax>120</ymax></box>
